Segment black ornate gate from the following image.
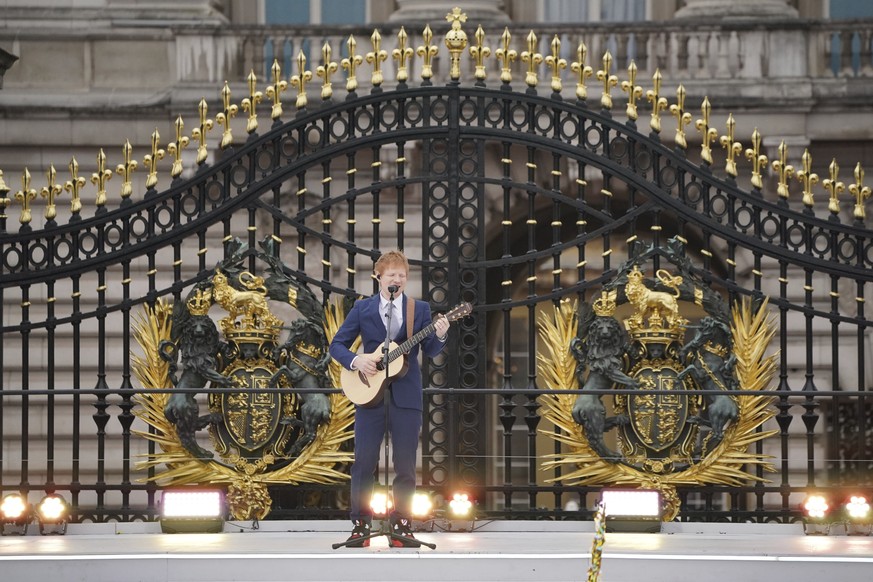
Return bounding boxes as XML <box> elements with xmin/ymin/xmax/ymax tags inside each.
<box><xmin>1</xmin><ymin>13</ymin><xmax>871</xmax><ymax>523</ymax></box>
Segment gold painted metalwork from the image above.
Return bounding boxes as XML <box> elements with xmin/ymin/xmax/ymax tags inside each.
<box><xmin>115</xmin><ymin>140</ymin><xmax>137</xmax><ymax>201</ymax></box>
<box><xmin>166</xmin><ymin>116</ymin><xmax>190</xmax><ymax>179</ymax></box>
<box><xmin>744</xmin><ymin>128</ymin><xmax>768</xmax><ymax>190</ymax></box>
<box><xmin>444</xmin><ymin>7</ymin><xmax>468</xmax><ymax>82</ymax></box>
<box><xmin>570</xmin><ymin>41</ymin><xmax>593</xmax><ymax>101</ymax></box>
<box><xmin>469</xmin><ymin>25</ymin><xmax>490</xmax><ymax>82</ymax></box>
<box><xmin>718</xmin><ymin>113</ymin><xmax>742</xmax><ymax>178</ymax></box>
<box><xmin>544</xmin><ymin>35</ymin><xmax>567</xmax><ymax>93</ymax></box>
<box><xmin>0</xmin><ymin>171</ymin><xmax>10</xmax><ymax>216</ymax></box>
<box><xmin>216</xmin><ymin>81</ymin><xmax>239</xmax><ymax>149</ymax></box>
<box><xmin>645</xmin><ymin>69</ymin><xmax>668</xmax><ymax>133</ymax></box>
<box><xmin>192</xmin><ymin>99</ymin><xmax>214</xmax><ymax>165</ymax></box>
<box><xmin>392</xmin><ymin>28</ymin><xmax>414</xmax><ymax>84</ymax></box>
<box><xmin>596</xmin><ymin>51</ymin><xmax>618</xmax><ymax>110</ymax></box>
<box><xmin>14</xmin><ymin>168</ymin><xmax>37</xmax><ymax>226</ymax></box>
<box><xmin>91</xmin><ymin>149</ymin><xmax>112</xmax><ymax>209</ymax></box>
<box><xmin>823</xmin><ymin>159</ymin><xmax>845</xmax><ymax>217</ymax></box>
<box><xmin>416</xmin><ymin>25</ymin><xmax>438</xmax><ymax>82</ymax></box>
<box><xmin>797</xmin><ymin>149</ymin><xmax>819</xmax><ymax>209</ymax></box>
<box><xmin>365</xmin><ymin>30</ymin><xmax>388</xmax><ymax>88</ymax></box>
<box><xmin>694</xmin><ymin>97</ymin><xmax>718</xmax><ymax>165</ymax></box>
<box><xmin>265</xmin><ymin>59</ymin><xmax>288</xmax><ymax>119</ymax></box>
<box><xmin>40</xmin><ymin>164</ymin><xmax>63</xmax><ymax>221</ymax></box>
<box><xmin>341</xmin><ymin>35</ymin><xmax>364</xmax><ymax>92</ymax></box>
<box><xmin>241</xmin><ymin>70</ymin><xmax>263</xmax><ymax>134</ymax></box>
<box><xmin>521</xmin><ymin>31</ymin><xmax>543</xmax><ymax>89</ymax></box>
<box><xmin>669</xmin><ymin>85</ymin><xmax>692</xmax><ymax>150</ymax></box>
<box><xmin>772</xmin><ymin>141</ymin><xmax>794</xmax><ymax>200</ymax></box>
<box><xmin>849</xmin><ymin>163</ymin><xmax>871</xmax><ymax>221</ymax></box>
<box><xmin>620</xmin><ymin>60</ymin><xmax>643</xmax><ymax>120</ymax></box>
<box><xmin>538</xmin><ymin>296</ymin><xmax>778</xmax><ymax>521</ymax></box>
<box><xmin>143</xmin><ymin>129</ymin><xmax>165</xmax><ymax>190</ymax></box>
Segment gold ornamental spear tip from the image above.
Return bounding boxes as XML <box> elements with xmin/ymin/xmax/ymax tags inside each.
<box><xmin>91</xmin><ymin>148</ymin><xmax>112</xmax><ymax>210</ymax></box>
<box><xmin>823</xmin><ymin>158</ymin><xmax>845</xmax><ymax>217</ymax></box>
<box><xmin>64</xmin><ymin>157</ymin><xmax>86</xmax><ymax>218</ymax></box>
<box><xmin>216</xmin><ymin>81</ymin><xmax>239</xmax><ymax>149</ymax></box>
<box><xmin>143</xmin><ymin>128</ymin><xmax>166</xmax><ymax>190</ymax></box>
<box><xmin>167</xmin><ymin>115</ymin><xmax>190</xmax><ymax>179</ymax></box>
<box><xmin>15</xmin><ymin>167</ymin><xmax>38</xmax><ymax>226</ymax></box>
<box><xmin>417</xmin><ymin>25</ymin><xmax>438</xmax><ymax>83</ymax></box>
<box><xmin>317</xmin><ymin>42</ymin><xmax>339</xmax><ymax>100</ymax></box>
<box><xmin>469</xmin><ymin>25</ymin><xmax>491</xmax><ymax>83</ymax></box>
<box><xmin>718</xmin><ymin>113</ymin><xmax>743</xmax><ymax>178</ymax></box>
<box><xmin>241</xmin><ymin>70</ymin><xmax>264</xmax><ymax>134</ymax></box>
<box><xmin>570</xmin><ymin>41</ymin><xmax>593</xmax><ymax>102</ymax></box>
<box><xmin>495</xmin><ymin>27</ymin><xmax>517</xmax><ymax>85</ymax></box>
<box><xmin>40</xmin><ymin>164</ymin><xmax>64</xmax><ymax>222</ymax></box>
<box><xmin>393</xmin><ymin>27</ymin><xmax>414</xmax><ymax>84</ymax></box>
<box><xmin>545</xmin><ymin>35</ymin><xmax>567</xmax><ymax>94</ymax></box>
<box><xmin>265</xmin><ymin>59</ymin><xmax>288</xmax><ymax>120</ymax></box>
<box><xmin>342</xmin><ymin>35</ymin><xmax>364</xmax><ymax>92</ymax></box>
<box><xmin>115</xmin><ymin>140</ymin><xmax>138</xmax><ymax>202</ymax></box>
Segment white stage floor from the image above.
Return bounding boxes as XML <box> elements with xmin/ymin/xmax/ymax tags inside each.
<box><xmin>1</xmin><ymin>520</ymin><xmax>872</xmax><ymax>582</ymax></box>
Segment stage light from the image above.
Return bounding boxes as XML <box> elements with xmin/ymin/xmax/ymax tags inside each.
<box><xmin>159</xmin><ymin>488</ymin><xmax>225</xmax><ymax>534</ymax></box>
<box><xmin>1</xmin><ymin>494</ymin><xmax>31</xmax><ymax>536</ymax></box>
<box><xmin>844</xmin><ymin>495</ymin><xmax>872</xmax><ymax>536</ymax></box>
<box><xmin>448</xmin><ymin>492</ymin><xmax>473</xmax><ymax>518</ymax></box>
<box><xmin>369</xmin><ymin>490</ymin><xmax>393</xmax><ymax>518</ymax></box>
<box><xmin>600</xmin><ymin>488</ymin><xmax>662</xmax><ymax>533</ymax></box>
<box><xmin>36</xmin><ymin>494</ymin><xmax>70</xmax><ymax>535</ymax></box>
<box><xmin>802</xmin><ymin>494</ymin><xmax>831</xmax><ymax>535</ymax></box>
<box><xmin>411</xmin><ymin>492</ymin><xmax>434</xmax><ymax>518</ymax></box>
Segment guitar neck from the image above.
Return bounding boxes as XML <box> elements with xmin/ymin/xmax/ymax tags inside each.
<box><xmin>385</xmin><ymin>320</ymin><xmax>440</xmax><ymax>364</ymax></box>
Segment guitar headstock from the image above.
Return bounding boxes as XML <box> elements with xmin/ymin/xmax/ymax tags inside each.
<box><xmin>443</xmin><ymin>302</ymin><xmax>472</xmax><ymax>322</ymax></box>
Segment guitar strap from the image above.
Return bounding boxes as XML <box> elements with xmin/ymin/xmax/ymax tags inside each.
<box><xmin>406</xmin><ymin>296</ymin><xmax>414</xmax><ymax>339</ymax></box>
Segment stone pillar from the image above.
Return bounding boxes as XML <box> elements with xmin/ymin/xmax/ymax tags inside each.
<box><xmin>673</xmin><ymin>0</ymin><xmax>798</xmax><ymax>20</ymax></box>
<box><xmin>389</xmin><ymin>0</ymin><xmax>509</xmax><ymax>23</ymax></box>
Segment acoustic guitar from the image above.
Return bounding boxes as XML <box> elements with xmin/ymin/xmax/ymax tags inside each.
<box><xmin>340</xmin><ymin>302</ymin><xmax>472</xmax><ymax>407</ymax></box>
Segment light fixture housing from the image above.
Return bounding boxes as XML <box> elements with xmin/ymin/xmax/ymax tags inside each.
<box><xmin>1</xmin><ymin>494</ymin><xmax>31</xmax><ymax>536</ymax></box>
<box><xmin>36</xmin><ymin>494</ymin><xmax>70</xmax><ymax>535</ymax></box>
<box><xmin>369</xmin><ymin>489</ymin><xmax>393</xmax><ymax>519</ymax></box>
<box><xmin>844</xmin><ymin>494</ymin><xmax>872</xmax><ymax>536</ymax></box>
<box><xmin>600</xmin><ymin>488</ymin><xmax>662</xmax><ymax>533</ymax></box>
<box><xmin>802</xmin><ymin>493</ymin><xmax>831</xmax><ymax>535</ymax></box>
<box><xmin>159</xmin><ymin>488</ymin><xmax>226</xmax><ymax>534</ymax></box>
<box><xmin>445</xmin><ymin>492</ymin><xmax>476</xmax><ymax>531</ymax></box>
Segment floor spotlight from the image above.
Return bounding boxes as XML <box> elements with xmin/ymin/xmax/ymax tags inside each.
<box><xmin>369</xmin><ymin>489</ymin><xmax>393</xmax><ymax>519</ymax></box>
<box><xmin>600</xmin><ymin>488</ymin><xmax>662</xmax><ymax>533</ymax></box>
<box><xmin>411</xmin><ymin>491</ymin><xmax>435</xmax><ymax>532</ymax></box>
<box><xmin>1</xmin><ymin>494</ymin><xmax>31</xmax><ymax>536</ymax></box>
<box><xmin>446</xmin><ymin>492</ymin><xmax>476</xmax><ymax>531</ymax></box>
<box><xmin>159</xmin><ymin>488</ymin><xmax>225</xmax><ymax>534</ymax></box>
<box><xmin>36</xmin><ymin>494</ymin><xmax>70</xmax><ymax>535</ymax></box>
<box><xmin>844</xmin><ymin>494</ymin><xmax>872</xmax><ymax>536</ymax></box>
<box><xmin>802</xmin><ymin>493</ymin><xmax>831</xmax><ymax>535</ymax></box>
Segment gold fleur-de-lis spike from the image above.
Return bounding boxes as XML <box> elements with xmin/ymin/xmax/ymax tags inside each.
<box><xmin>668</xmin><ymin>85</ymin><xmax>692</xmax><ymax>150</ymax></box>
<box><xmin>718</xmin><ymin>113</ymin><xmax>743</xmax><ymax>178</ymax></box>
<box><xmin>14</xmin><ymin>168</ymin><xmax>38</xmax><ymax>226</ymax></box>
<box><xmin>142</xmin><ymin>128</ymin><xmax>166</xmax><ymax>190</ymax></box>
<box><xmin>744</xmin><ymin>128</ymin><xmax>768</xmax><ymax>190</ymax></box>
<box><xmin>570</xmin><ymin>41</ymin><xmax>593</xmax><ymax>102</ymax></box>
<box><xmin>772</xmin><ymin>141</ymin><xmax>795</xmax><ymax>200</ymax></box>
<box><xmin>544</xmin><ymin>35</ymin><xmax>567</xmax><ymax>94</ymax></box>
<box><xmin>520</xmin><ymin>31</ymin><xmax>543</xmax><ymax>89</ymax></box>
<box><xmin>444</xmin><ymin>8</ymin><xmax>469</xmax><ymax>81</ymax></box>
<box><xmin>317</xmin><ymin>42</ymin><xmax>339</xmax><ymax>100</ymax></box>
<box><xmin>392</xmin><ymin>28</ymin><xmax>414</xmax><ymax>84</ymax></box>
<box><xmin>64</xmin><ymin>157</ymin><xmax>86</xmax><ymax>217</ymax></box>
<box><xmin>115</xmin><ymin>140</ymin><xmax>138</xmax><ymax>202</ymax></box>
<box><xmin>823</xmin><ymin>158</ymin><xmax>845</xmax><ymax>217</ymax></box>
<box><xmin>290</xmin><ymin>51</ymin><xmax>313</xmax><ymax>109</ymax></box>
<box><xmin>91</xmin><ymin>148</ymin><xmax>112</xmax><ymax>209</ymax></box>
<box><xmin>416</xmin><ymin>25</ymin><xmax>439</xmax><ymax>82</ymax></box>
<box><xmin>0</xmin><ymin>169</ymin><xmax>9</xmax><ymax>205</ymax></box>
<box><xmin>265</xmin><ymin>59</ymin><xmax>288</xmax><ymax>120</ymax></box>
<box><xmin>166</xmin><ymin>116</ymin><xmax>190</xmax><ymax>179</ymax></box>
<box><xmin>849</xmin><ymin>162</ymin><xmax>871</xmax><ymax>221</ymax></box>
<box><xmin>215</xmin><ymin>81</ymin><xmax>239</xmax><ymax>149</ymax></box>
<box><xmin>469</xmin><ymin>25</ymin><xmax>491</xmax><ymax>83</ymax></box>
<box><xmin>191</xmin><ymin>98</ymin><xmax>214</xmax><ymax>165</ymax></box>
<box><xmin>620</xmin><ymin>60</ymin><xmax>643</xmax><ymax>121</ymax></box>
<box><xmin>694</xmin><ymin>97</ymin><xmax>718</xmax><ymax>165</ymax></box>
<box><xmin>366</xmin><ymin>30</ymin><xmax>388</xmax><ymax>89</ymax></box>
<box><xmin>241</xmin><ymin>70</ymin><xmax>263</xmax><ymax>134</ymax></box>
<box><xmin>342</xmin><ymin>35</ymin><xmax>364</xmax><ymax>92</ymax></box>
<box><xmin>596</xmin><ymin>51</ymin><xmax>619</xmax><ymax>110</ymax></box>
<box><xmin>796</xmin><ymin>149</ymin><xmax>819</xmax><ymax>210</ymax></box>
<box><xmin>40</xmin><ymin>164</ymin><xmax>64</xmax><ymax>222</ymax></box>
<box><xmin>646</xmin><ymin>68</ymin><xmax>669</xmax><ymax>134</ymax></box>
<box><xmin>495</xmin><ymin>27</ymin><xmax>517</xmax><ymax>85</ymax></box>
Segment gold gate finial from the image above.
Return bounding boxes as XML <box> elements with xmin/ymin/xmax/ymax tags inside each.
<box><xmin>823</xmin><ymin>158</ymin><xmax>845</xmax><ymax>217</ymax></box>
<box><xmin>265</xmin><ymin>60</ymin><xmax>288</xmax><ymax>119</ymax></box>
<box><xmin>64</xmin><ymin>157</ymin><xmax>85</xmax><ymax>218</ymax></box>
<box><xmin>470</xmin><ymin>25</ymin><xmax>491</xmax><ymax>83</ymax></box>
<box><xmin>241</xmin><ymin>71</ymin><xmax>263</xmax><ymax>134</ymax></box>
<box><xmin>341</xmin><ymin>36</ymin><xmax>364</xmax><ymax>92</ymax></box>
<box><xmin>850</xmin><ymin>163</ymin><xmax>871</xmax><ymax>221</ymax></box>
<box><xmin>797</xmin><ymin>149</ymin><xmax>819</xmax><ymax>210</ymax></box>
<box><xmin>291</xmin><ymin>51</ymin><xmax>313</xmax><ymax>108</ymax></box>
<box><xmin>143</xmin><ymin>128</ymin><xmax>165</xmax><ymax>190</ymax></box>
<box><xmin>15</xmin><ymin>168</ymin><xmax>37</xmax><ymax>226</ymax></box>
<box><xmin>695</xmin><ymin>97</ymin><xmax>718</xmax><ymax>165</ymax></box>
<box><xmin>669</xmin><ymin>85</ymin><xmax>692</xmax><ymax>149</ymax></box>
<box><xmin>570</xmin><ymin>41</ymin><xmax>593</xmax><ymax>102</ymax></box>
<box><xmin>596</xmin><ymin>51</ymin><xmax>618</xmax><ymax>110</ymax></box>
<box><xmin>745</xmin><ymin>128</ymin><xmax>768</xmax><ymax>190</ymax></box>
<box><xmin>620</xmin><ymin>61</ymin><xmax>643</xmax><ymax>120</ymax></box>
<box><xmin>216</xmin><ymin>81</ymin><xmax>239</xmax><ymax>148</ymax></box>
<box><xmin>646</xmin><ymin>69</ymin><xmax>668</xmax><ymax>134</ymax></box>
<box><xmin>393</xmin><ymin>28</ymin><xmax>414</xmax><ymax>84</ymax></box>
<box><xmin>772</xmin><ymin>141</ymin><xmax>795</xmax><ymax>200</ymax></box>
<box><xmin>317</xmin><ymin>42</ymin><xmax>339</xmax><ymax>100</ymax></box>
<box><xmin>521</xmin><ymin>31</ymin><xmax>543</xmax><ymax>90</ymax></box>
<box><xmin>719</xmin><ymin>113</ymin><xmax>742</xmax><ymax>178</ymax></box>
<box><xmin>417</xmin><ymin>25</ymin><xmax>439</xmax><ymax>82</ymax></box>
<box><xmin>444</xmin><ymin>7</ymin><xmax>468</xmax><ymax>82</ymax></box>
<box><xmin>91</xmin><ymin>149</ymin><xmax>112</xmax><ymax>209</ymax></box>
<box><xmin>167</xmin><ymin>116</ymin><xmax>190</xmax><ymax>179</ymax></box>
<box><xmin>192</xmin><ymin>99</ymin><xmax>214</xmax><ymax>165</ymax></box>
<box><xmin>545</xmin><ymin>35</ymin><xmax>567</xmax><ymax>94</ymax></box>
<box><xmin>366</xmin><ymin>30</ymin><xmax>388</xmax><ymax>89</ymax></box>
<box><xmin>495</xmin><ymin>27</ymin><xmax>517</xmax><ymax>85</ymax></box>
<box><xmin>116</xmin><ymin>140</ymin><xmax>137</xmax><ymax>202</ymax></box>
<box><xmin>40</xmin><ymin>164</ymin><xmax>63</xmax><ymax>222</ymax></box>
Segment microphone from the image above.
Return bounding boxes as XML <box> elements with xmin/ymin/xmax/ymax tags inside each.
<box><xmin>387</xmin><ymin>285</ymin><xmax>399</xmax><ymax>294</ymax></box>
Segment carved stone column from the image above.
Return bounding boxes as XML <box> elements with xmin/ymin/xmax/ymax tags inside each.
<box><xmin>389</xmin><ymin>0</ymin><xmax>509</xmax><ymax>22</ymax></box>
<box><xmin>674</xmin><ymin>0</ymin><xmax>798</xmax><ymax>19</ymax></box>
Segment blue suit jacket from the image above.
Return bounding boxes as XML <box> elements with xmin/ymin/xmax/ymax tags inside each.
<box><xmin>329</xmin><ymin>294</ymin><xmax>444</xmax><ymax>411</ymax></box>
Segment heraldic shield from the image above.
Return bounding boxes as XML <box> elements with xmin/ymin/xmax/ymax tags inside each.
<box><xmin>538</xmin><ymin>238</ymin><xmax>779</xmax><ymax>520</ymax></box>
<box><xmin>131</xmin><ymin>238</ymin><xmax>354</xmax><ymax>521</ymax></box>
